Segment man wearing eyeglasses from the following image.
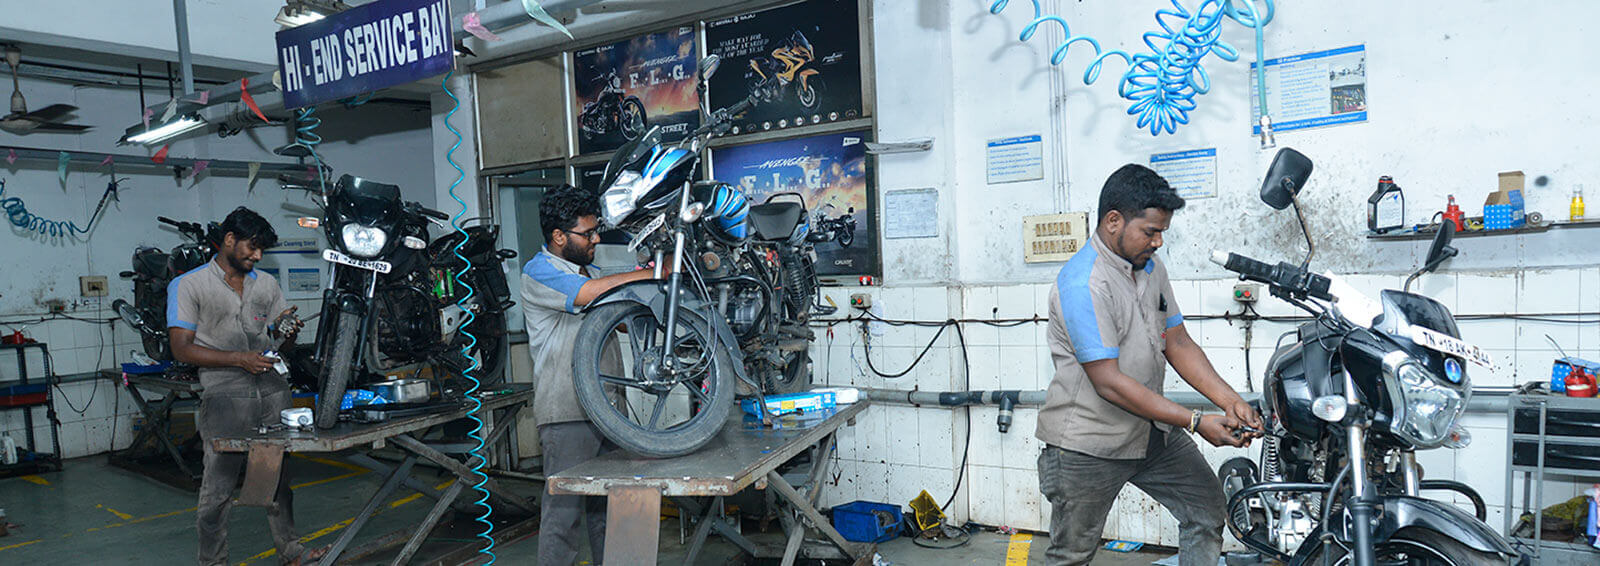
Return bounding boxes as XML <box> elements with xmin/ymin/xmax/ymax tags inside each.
<box><xmin>521</xmin><ymin>184</ymin><xmax>664</xmax><ymax>565</ymax></box>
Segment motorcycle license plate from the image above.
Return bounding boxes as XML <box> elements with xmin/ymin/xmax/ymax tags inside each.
<box><xmin>322</xmin><ymin>249</ymin><xmax>392</xmax><ymax>274</ymax></box>
<box><xmin>1408</xmin><ymin>326</ymin><xmax>1492</xmax><ymax>368</ymax></box>
<box><xmin>628</xmin><ymin>214</ymin><xmax>666</xmax><ymax>252</ymax></box>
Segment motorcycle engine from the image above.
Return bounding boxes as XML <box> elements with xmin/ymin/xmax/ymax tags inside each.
<box><xmin>1272</xmin><ymin>498</ymin><xmax>1316</xmax><ymax>553</ymax></box>
<box><xmin>376</xmin><ymin>286</ymin><xmax>440</xmax><ymax>362</ymax></box>
<box><xmin>723</xmin><ymin>285</ymin><xmax>765</xmax><ymax>337</ymax></box>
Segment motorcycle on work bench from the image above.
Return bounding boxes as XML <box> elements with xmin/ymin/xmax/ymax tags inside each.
<box><xmin>570</xmin><ymin>54</ymin><xmax>842</xmax><ymax>458</ymax></box>
<box><xmin>288</xmin><ymin>174</ymin><xmax>517</xmax><ymax>429</ymax></box>
<box><xmin>1214</xmin><ymin>148</ymin><xmax>1515</xmax><ymax>565</ymax></box>
<box><xmin>113</xmin><ymin>216</ymin><xmax>215</xmax><ymax>363</ymax></box>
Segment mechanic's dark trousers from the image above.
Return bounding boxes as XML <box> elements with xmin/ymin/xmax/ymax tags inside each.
<box><xmin>538</xmin><ymin>421</ymin><xmax>615</xmax><ymax>566</ymax></box>
<box><xmin>196</xmin><ymin>390</ymin><xmax>305</xmax><ymax>566</ymax></box>
<box><xmin>1037</xmin><ymin>427</ymin><xmax>1227</xmax><ymax>566</ymax></box>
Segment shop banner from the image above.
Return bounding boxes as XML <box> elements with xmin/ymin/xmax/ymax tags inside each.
<box><xmin>573</xmin><ymin>27</ymin><xmax>700</xmax><ymax>155</ymax></box>
<box><xmin>276</xmin><ymin>0</ymin><xmax>455</xmax><ymax>109</ymax></box>
<box><xmin>712</xmin><ymin>130</ymin><xmax>878</xmax><ymax>278</ymax></box>
<box><xmin>706</xmin><ymin>0</ymin><xmax>864</xmax><ymax>136</ymax></box>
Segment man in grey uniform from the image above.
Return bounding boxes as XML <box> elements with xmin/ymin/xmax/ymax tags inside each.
<box><xmin>169</xmin><ymin>208</ymin><xmax>321</xmax><ymax>565</ymax></box>
<box><xmin>522</xmin><ymin>184</ymin><xmax>662</xmax><ymax>565</ymax></box>
<box><xmin>1036</xmin><ymin>165</ymin><xmax>1263</xmax><ymax>566</ymax></box>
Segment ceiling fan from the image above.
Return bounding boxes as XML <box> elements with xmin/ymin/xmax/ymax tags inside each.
<box><xmin>2</xmin><ymin>44</ymin><xmax>91</xmax><ymax>135</ymax></box>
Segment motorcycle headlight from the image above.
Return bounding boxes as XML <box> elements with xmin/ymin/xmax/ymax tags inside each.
<box><xmin>1386</xmin><ymin>360</ymin><xmax>1467</xmax><ymax>448</ymax></box>
<box><xmin>341</xmin><ymin>224</ymin><xmax>388</xmax><ymax>258</ymax></box>
<box><xmin>601</xmin><ymin>171</ymin><xmax>648</xmax><ymax>226</ymax></box>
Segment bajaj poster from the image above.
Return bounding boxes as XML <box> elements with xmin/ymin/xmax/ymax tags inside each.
<box><xmin>572</xmin><ymin>26</ymin><xmax>699</xmax><ymax>155</ymax></box>
<box><xmin>706</xmin><ymin>0</ymin><xmax>863</xmax><ymax>135</ymax></box>
<box><xmin>711</xmin><ymin>130</ymin><xmax>877</xmax><ymax>278</ymax></box>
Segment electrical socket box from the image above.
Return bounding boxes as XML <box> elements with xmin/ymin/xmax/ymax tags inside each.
<box><xmin>80</xmin><ymin>275</ymin><xmax>109</xmax><ymax>297</ymax></box>
<box><xmin>850</xmin><ymin>293</ymin><xmax>872</xmax><ymax>310</ymax></box>
<box><xmin>1233</xmin><ymin>283</ymin><xmax>1261</xmax><ymax>303</ymax></box>
<box><xmin>45</xmin><ymin>299</ymin><xmax>66</xmax><ymax>314</ymax></box>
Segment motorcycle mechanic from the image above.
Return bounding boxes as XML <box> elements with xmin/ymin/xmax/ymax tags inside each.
<box><xmin>167</xmin><ymin>208</ymin><xmax>323</xmax><ymax>566</ymax></box>
<box><xmin>1036</xmin><ymin>165</ymin><xmax>1262</xmax><ymax>566</ymax></box>
<box><xmin>521</xmin><ymin>185</ymin><xmax>667</xmax><ymax>565</ymax></box>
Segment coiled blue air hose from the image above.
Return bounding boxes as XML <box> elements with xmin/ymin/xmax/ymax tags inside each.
<box><xmin>442</xmin><ymin>68</ymin><xmax>497</xmax><ymax>563</ymax></box>
<box><xmin>989</xmin><ymin>0</ymin><xmax>1275</xmax><ymax>138</ymax></box>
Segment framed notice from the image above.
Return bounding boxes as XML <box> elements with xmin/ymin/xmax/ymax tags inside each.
<box><xmin>1250</xmin><ymin>45</ymin><xmax>1367</xmax><ymax>134</ymax></box>
<box><xmin>1150</xmin><ymin>148</ymin><xmax>1217</xmax><ymax>200</ymax></box>
<box><xmin>706</xmin><ymin>0</ymin><xmax>864</xmax><ymax>136</ymax></box>
<box><xmin>572</xmin><ymin>27</ymin><xmax>700</xmax><ymax>155</ymax></box>
<box><xmin>711</xmin><ymin>130</ymin><xmax>878</xmax><ymax>279</ymax></box>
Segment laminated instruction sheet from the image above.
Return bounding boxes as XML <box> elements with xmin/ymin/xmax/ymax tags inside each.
<box><xmin>1250</xmin><ymin>45</ymin><xmax>1367</xmax><ymax>134</ymax></box>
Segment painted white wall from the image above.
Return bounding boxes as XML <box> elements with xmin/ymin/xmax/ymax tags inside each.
<box><xmin>0</xmin><ymin>0</ymin><xmax>283</xmax><ymax>71</ymax></box>
<box><xmin>0</xmin><ymin>72</ymin><xmax>435</xmax><ymax>461</ymax></box>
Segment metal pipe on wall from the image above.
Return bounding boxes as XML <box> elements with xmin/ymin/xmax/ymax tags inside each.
<box><xmin>857</xmin><ymin>387</ymin><xmax>1511</xmax><ymax>413</ymax></box>
<box><xmin>172</xmin><ymin>0</ymin><xmax>194</xmax><ymax>94</ymax></box>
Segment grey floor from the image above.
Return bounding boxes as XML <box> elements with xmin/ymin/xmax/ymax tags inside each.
<box><xmin>0</xmin><ymin>455</ymin><xmax>1172</xmax><ymax>564</ymax></box>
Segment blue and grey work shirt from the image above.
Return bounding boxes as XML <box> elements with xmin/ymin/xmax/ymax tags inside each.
<box><xmin>1036</xmin><ymin>233</ymin><xmax>1184</xmax><ymax>460</ymax></box>
<box><xmin>167</xmin><ymin>259</ymin><xmax>290</xmax><ymax>397</ymax></box>
<box><xmin>521</xmin><ymin>250</ymin><xmax>621</xmax><ymax>427</ymax></box>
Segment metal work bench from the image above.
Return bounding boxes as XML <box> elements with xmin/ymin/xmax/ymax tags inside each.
<box><xmin>549</xmin><ymin>400</ymin><xmax>874</xmax><ymax>566</ymax></box>
<box><xmin>211</xmin><ymin>387</ymin><xmax>537</xmax><ymax>566</ymax></box>
<box><xmin>99</xmin><ymin>368</ymin><xmax>205</xmax><ymax>489</ymax></box>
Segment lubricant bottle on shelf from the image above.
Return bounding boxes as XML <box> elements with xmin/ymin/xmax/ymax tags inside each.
<box><xmin>1571</xmin><ymin>185</ymin><xmax>1586</xmax><ymax>222</ymax></box>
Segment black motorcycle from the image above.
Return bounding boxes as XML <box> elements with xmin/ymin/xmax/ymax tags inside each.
<box><xmin>296</xmin><ymin>174</ymin><xmax>516</xmax><ymax>429</ymax></box>
<box><xmin>579</xmin><ymin>71</ymin><xmax>647</xmax><ymax>142</ymax></box>
<box><xmin>1215</xmin><ymin>149</ymin><xmax>1515</xmax><ymax>565</ymax></box>
<box><xmin>814</xmin><ymin>204</ymin><xmax>856</xmax><ymax>248</ymax></box>
<box><xmin>113</xmin><ymin>216</ymin><xmax>216</xmax><ymax>362</ymax></box>
<box><xmin>569</xmin><ymin>55</ymin><xmax>838</xmax><ymax>458</ymax></box>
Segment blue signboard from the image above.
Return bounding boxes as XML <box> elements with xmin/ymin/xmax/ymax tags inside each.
<box><xmin>275</xmin><ymin>0</ymin><xmax>455</xmax><ymax>109</ymax></box>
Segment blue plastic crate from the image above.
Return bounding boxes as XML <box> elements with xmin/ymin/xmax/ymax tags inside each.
<box><xmin>831</xmin><ymin>500</ymin><xmax>903</xmax><ymax>543</ymax></box>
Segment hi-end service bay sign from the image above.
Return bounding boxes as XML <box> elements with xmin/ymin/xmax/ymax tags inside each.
<box><xmin>276</xmin><ymin>0</ymin><xmax>456</xmax><ymax>109</ymax></box>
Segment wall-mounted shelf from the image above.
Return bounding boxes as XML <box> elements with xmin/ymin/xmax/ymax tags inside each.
<box><xmin>1</xmin><ymin>145</ymin><xmax>312</xmax><ymax>178</ymax></box>
<box><xmin>1366</xmin><ymin>219</ymin><xmax>1600</xmax><ymax>241</ymax></box>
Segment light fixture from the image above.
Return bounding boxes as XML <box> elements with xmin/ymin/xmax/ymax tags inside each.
<box><xmin>122</xmin><ymin>114</ymin><xmax>208</xmax><ymax>145</ymax></box>
<box><xmin>275</xmin><ymin>0</ymin><xmax>350</xmax><ymax>29</ymax></box>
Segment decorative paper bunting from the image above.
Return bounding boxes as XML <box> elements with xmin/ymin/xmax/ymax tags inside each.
<box><xmin>190</xmin><ymin>160</ymin><xmax>210</xmax><ymax>178</ymax></box>
<box><xmin>463</xmin><ymin>12</ymin><xmax>502</xmax><ymax>41</ymax></box>
<box><xmin>241</xmin><ymin>78</ymin><xmax>268</xmax><ymax>123</ymax></box>
<box><xmin>100</xmin><ymin>155</ymin><xmax>113</xmax><ymax>166</ymax></box>
<box><xmin>161</xmin><ymin>98</ymin><xmax>178</xmax><ymax>122</ymax></box>
<box><xmin>142</xmin><ymin>108</ymin><xmax>154</xmax><ymax>129</ymax></box>
<box><xmin>247</xmin><ymin>162</ymin><xmax>261</xmax><ymax>188</ymax></box>
<box><xmin>520</xmin><ymin>0</ymin><xmax>572</xmax><ymax>39</ymax></box>
<box><xmin>5</xmin><ymin>149</ymin><xmax>15</xmax><ymax>165</ymax></box>
<box><xmin>196</xmin><ymin>91</ymin><xmax>210</xmax><ymax>104</ymax></box>
<box><xmin>57</xmin><ymin>152</ymin><xmax>69</xmax><ymax>183</ymax></box>
<box><xmin>151</xmin><ymin>145</ymin><xmax>170</xmax><ymax>164</ymax></box>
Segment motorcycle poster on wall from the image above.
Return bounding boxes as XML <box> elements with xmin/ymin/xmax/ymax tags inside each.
<box><xmin>711</xmin><ymin>130</ymin><xmax>878</xmax><ymax>279</ymax></box>
<box><xmin>572</xmin><ymin>26</ymin><xmax>700</xmax><ymax>155</ymax></box>
<box><xmin>706</xmin><ymin>0</ymin><xmax>863</xmax><ymax>135</ymax></box>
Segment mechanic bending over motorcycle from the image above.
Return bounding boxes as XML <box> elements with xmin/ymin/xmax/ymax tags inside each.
<box><xmin>522</xmin><ymin>184</ymin><xmax>669</xmax><ymax>565</ymax></box>
<box><xmin>1036</xmin><ymin>165</ymin><xmax>1263</xmax><ymax>566</ymax></box>
<box><xmin>166</xmin><ymin>207</ymin><xmax>323</xmax><ymax>566</ymax></box>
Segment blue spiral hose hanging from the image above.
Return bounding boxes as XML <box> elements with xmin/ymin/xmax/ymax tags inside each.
<box><xmin>989</xmin><ymin>0</ymin><xmax>1275</xmax><ymax>139</ymax></box>
<box><xmin>291</xmin><ymin>106</ymin><xmax>331</xmax><ymax>194</ymax></box>
<box><xmin>442</xmin><ymin>68</ymin><xmax>497</xmax><ymax>564</ymax></box>
<box><xmin>1</xmin><ymin>176</ymin><xmax>118</xmax><ymax>238</ymax></box>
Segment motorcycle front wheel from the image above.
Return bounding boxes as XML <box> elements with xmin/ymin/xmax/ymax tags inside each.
<box><xmin>1300</xmin><ymin>528</ymin><xmax>1512</xmax><ymax>566</ymax></box>
<box><xmin>572</xmin><ymin>300</ymin><xmax>733</xmax><ymax>458</ymax></box>
<box><xmin>314</xmin><ymin>310</ymin><xmax>362</xmax><ymax>429</ymax></box>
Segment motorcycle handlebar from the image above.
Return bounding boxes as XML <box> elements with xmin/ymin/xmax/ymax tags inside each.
<box><xmin>1210</xmin><ymin>251</ymin><xmax>1334</xmax><ymax>302</ymax></box>
<box><xmin>417</xmin><ymin>207</ymin><xmax>450</xmax><ymax>221</ymax></box>
<box><xmin>726</xmin><ymin>96</ymin><xmax>755</xmax><ymax>119</ymax></box>
<box><xmin>157</xmin><ymin>216</ymin><xmax>183</xmax><ymax>228</ymax></box>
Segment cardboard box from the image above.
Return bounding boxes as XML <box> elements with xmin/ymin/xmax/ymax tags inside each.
<box><xmin>1484</xmin><ymin>170</ymin><xmax>1526</xmax><ymax>230</ymax></box>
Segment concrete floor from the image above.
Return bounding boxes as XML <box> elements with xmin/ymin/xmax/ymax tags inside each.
<box><xmin>0</xmin><ymin>455</ymin><xmax>1173</xmax><ymax>564</ymax></box>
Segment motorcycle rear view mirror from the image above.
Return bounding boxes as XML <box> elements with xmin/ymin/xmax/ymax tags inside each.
<box><xmin>1260</xmin><ymin>147</ymin><xmax>1313</xmax><ymax>210</ymax></box>
<box><xmin>699</xmin><ymin>55</ymin><xmax>721</xmax><ymax>82</ymax></box>
<box><xmin>1405</xmin><ymin>219</ymin><xmax>1459</xmax><ymax>291</ymax></box>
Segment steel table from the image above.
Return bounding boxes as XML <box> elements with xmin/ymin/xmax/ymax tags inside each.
<box><xmin>211</xmin><ymin>387</ymin><xmax>537</xmax><ymax>566</ymax></box>
<box><xmin>100</xmin><ymin>368</ymin><xmax>205</xmax><ymax>489</ymax></box>
<box><xmin>549</xmin><ymin>400</ymin><xmax>874</xmax><ymax>566</ymax></box>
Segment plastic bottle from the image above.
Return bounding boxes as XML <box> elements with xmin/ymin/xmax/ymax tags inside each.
<box><xmin>1572</xmin><ymin>185</ymin><xmax>1586</xmax><ymax>222</ymax></box>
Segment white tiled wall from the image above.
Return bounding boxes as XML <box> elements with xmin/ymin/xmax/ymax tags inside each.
<box><xmin>814</xmin><ymin>265</ymin><xmax>1598</xmax><ymax>545</ymax></box>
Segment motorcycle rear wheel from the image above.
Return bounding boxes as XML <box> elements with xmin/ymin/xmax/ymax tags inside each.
<box><xmin>1299</xmin><ymin>528</ymin><xmax>1513</xmax><ymax>566</ymax></box>
<box><xmin>572</xmin><ymin>300</ymin><xmax>733</xmax><ymax>458</ymax></box>
<box><xmin>314</xmin><ymin>311</ymin><xmax>362</xmax><ymax>429</ymax></box>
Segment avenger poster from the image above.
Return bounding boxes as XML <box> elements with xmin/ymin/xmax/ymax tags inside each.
<box><xmin>706</xmin><ymin>0</ymin><xmax>863</xmax><ymax>135</ymax></box>
<box><xmin>572</xmin><ymin>26</ymin><xmax>699</xmax><ymax>155</ymax></box>
<box><xmin>711</xmin><ymin>130</ymin><xmax>877</xmax><ymax>278</ymax></box>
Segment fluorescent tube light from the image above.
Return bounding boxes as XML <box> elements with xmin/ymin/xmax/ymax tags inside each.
<box><xmin>124</xmin><ymin>115</ymin><xmax>208</xmax><ymax>145</ymax></box>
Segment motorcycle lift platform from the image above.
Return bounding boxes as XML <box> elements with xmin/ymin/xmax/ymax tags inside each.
<box><xmin>548</xmin><ymin>399</ymin><xmax>874</xmax><ymax>566</ymax></box>
<box><xmin>211</xmin><ymin>386</ymin><xmax>538</xmax><ymax>566</ymax></box>
<box><xmin>100</xmin><ymin>369</ymin><xmax>205</xmax><ymax>491</ymax></box>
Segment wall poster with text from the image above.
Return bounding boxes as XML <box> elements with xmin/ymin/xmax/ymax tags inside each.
<box><xmin>711</xmin><ymin>130</ymin><xmax>877</xmax><ymax>279</ymax></box>
<box><xmin>572</xmin><ymin>26</ymin><xmax>699</xmax><ymax>155</ymax></box>
<box><xmin>706</xmin><ymin>0</ymin><xmax>863</xmax><ymax>136</ymax></box>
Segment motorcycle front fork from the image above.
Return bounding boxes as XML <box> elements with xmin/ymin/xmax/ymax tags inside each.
<box><xmin>1342</xmin><ymin>371</ymin><xmax>1377</xmax><ymax>566</ymax></box>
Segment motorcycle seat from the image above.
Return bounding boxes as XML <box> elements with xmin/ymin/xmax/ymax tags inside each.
<box><xmin>748</xmin><ymin>201</ymin><xmax>805</xmax><ymax>242</ymax></box>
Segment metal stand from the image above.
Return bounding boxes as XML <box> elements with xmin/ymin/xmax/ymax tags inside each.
<box><xmin>549</xmin><ymin>401</ymin><xmax>875</xmax><ymax>566</ymax></box>
<box><xmin>0</xmin><ymin>342</ymin><xmax>62</xmax><ymax>477</ymax></box>
<box><xmin>101</xmin><ymin>369</ymin><xmax>203</xmax><ymax>489</ymax></box>
<box><xmin>211</xmin><ymin>388</ymin><xmax>537</xmax><ymax>565</ymax></box>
